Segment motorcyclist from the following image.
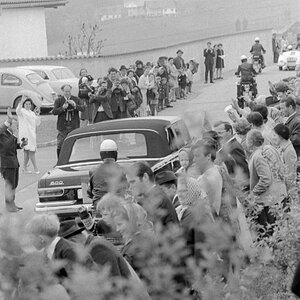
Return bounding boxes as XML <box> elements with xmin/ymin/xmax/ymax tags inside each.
<box><xmin>235</xmin><ymin>55</ymin><xmax>258</xmax><ymax>101</ymax></box>
<box><xmin>250</xmin><ymin>37</ymin><xmax>266</xmax><ymax>68</ymax></box>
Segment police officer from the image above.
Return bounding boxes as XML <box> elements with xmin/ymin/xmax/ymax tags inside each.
<box><xmin>235</xmin><ymin>55</ymin><xmax>258</xmax><ymax>100</ymax></box>
<box><xmin>88</xmin><ymin>139</ymin><xmax>125</xmax><ymax>207</ymax></box>
<box><xmin>250</xmin><ymin>37</ymin><xmax>266</xmax><ymax>68</ymax></box>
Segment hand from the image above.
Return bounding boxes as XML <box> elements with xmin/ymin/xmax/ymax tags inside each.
<box><xmin>20</xmin><ymin>138</ymin><xmax>28</xmax><ymax>148</ymax></box>
<box><xmin>62</xmin><ymin>102</ymin><xmax>69</xmax><ymax>109</ymax></box>
<box><xmin>68</xmin><ymin>100</ymin><xmax>76</xmax><ymax>107</ymax></box>
<box><xmin>34</xmin><ymin>107</ymin><xmax>40</xmax><ymax>116</ymax></box>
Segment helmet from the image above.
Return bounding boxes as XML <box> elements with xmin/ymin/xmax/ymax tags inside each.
<box><xmin>240</xmin><ymin>55</ymin><xmax>247</xmax><ymax>60</ymax></box>
<box><xmin>287</xmin><ymin>45</ymin><xmax>293</xmax><ymax>50</ymax></box>
<box><xmin>255</xmin><ymin>37</ymin><xmax>260</xmax><ymax>42</ymax></box>
<box><xmin>100</xmin><ymin>139</ymin><xmax>118</xmax><ymax>152</ymax></box>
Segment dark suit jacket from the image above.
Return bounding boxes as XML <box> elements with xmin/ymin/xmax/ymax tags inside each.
<box><xmin>139</xmin><ymin>186</ymin><xmax>179</xmax><ymax>227</ymax></box>
<box><xmin>285</xmin><ymin>113</ymin><xmax>300</xmax><ymax>156</ymax></box>
<box><xmin>204</xmin><ymin>48</ymin><xmax>215</xmax><ymax>65</ymax></box>
<box><xmin>0</xmin><ymin>124</ymin><xmax>20</xmax><ymax>169</ymax></box>
<box><xmin>52</xmin><ymin>95</ymin><xmax>85</xmax><ymax>132</ymax></box>
<box><xmin>173</xmin><ymin>56</ymin><xmax>185</xmax><ymax>70</ymax></box>
<box><xmin>89</xmin><ymin>89</ymin><xmax>113</xmax><ymax>121</ymax></box>
<box><xmin>85</xmin><ymin>235</ymin><xmax>130</xmax><ymax>278</ymax></box>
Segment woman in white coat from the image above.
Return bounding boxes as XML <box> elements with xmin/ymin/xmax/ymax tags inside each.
<box><xmin>16</xmin><ymin>96</ymin><xmax>41</xmax><ymax>174</ymax></box>
<box><xmin>138</xmin><ymin>66</ymin><xmax>152</xmax><ymax>117</ymax></box>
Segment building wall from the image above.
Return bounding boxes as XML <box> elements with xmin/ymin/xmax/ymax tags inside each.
<box><xmin>0</xmin><ymin>28</ymin><xmax>272</xmax><ymax>83</ymax></box>
<box><xmin>0</xmin><ymin>7</ymin><xmax>48</xmax><ymax>59</ymax></box>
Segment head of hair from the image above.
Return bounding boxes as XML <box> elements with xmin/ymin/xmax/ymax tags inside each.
<box><xmin>233</xmin><ymin>118</ymin><xmax>251</xmax><ymax>135</ymax></box>
<box><xmin>179</xmin><ymin>148</ymin><xmax>194</xmax><ymax>165</ymax></box>
<box><xmin>108</xmin><ymin>67</ymin><xmax>118</xmax><ymax>74</ymax></box>
<box><xmin>22</xmin><ymin>98</ymin><xmax>34</xmax><ymax>108</ymax></box>
<box><xmin>273</xmin><ymin>124</ymin><xmax>290</xmax><ymax>140</ymax></box>
<box><xmin>79</xmin><ymin>68</ymin><xmax>87</xmax><ymax>76</ymax></box>
<box><xmin>282</xmin><ymin>95</ymin><xmax>296</xmax><ymax>110</ymax></box>
<box><xmin>246</xmin><ymin>129</ymin><xmax>264</xmax><ymax>147</ymax></box>
<box><xmin>131</xmin><ymin>161</ymin><xmax>154</xmax><ymax>182</ymax></box>
<box><xmin>247</xmin><ymin>112</ymin><xmax>264</xmax><ymax>127</ymax></box>
<box><xmin>168</xmin><ymin>57</ymin><xmax>173</xmax><ymax>61</ymax></box>
<box><xmin>96</xmin><ymin>193</ymin><xmax>124</xmax><ymax>214</ymax></box>
<box><xmin>191</xmin><ymin>137</ymin><xmax>218</xmax><ymax>161</ymax></box>
<box><xmin>27</xmin><ymin>214</ymin><xmax>60</xmax><ymax>238</ymax></box>
<box><xmin>253</xmin><ymin>104</ymin><xmax>268</xmax><ymax>122</ymax></box>
<box><xmin>61</xmin><ymin>84</ymin><xmax>72</xmax><ymax>91</ymax></box>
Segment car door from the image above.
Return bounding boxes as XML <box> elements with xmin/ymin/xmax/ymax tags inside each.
<box><xmin>0</xmin><ymin>72</ymin><xmax>22</xmax><ymax>108</ymax></box>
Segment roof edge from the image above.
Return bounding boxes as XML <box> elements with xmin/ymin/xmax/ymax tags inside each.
<box><xmin>0</xmin><ymin>0</ymin><xmax>68</xmax><ymax>9</ymax></box>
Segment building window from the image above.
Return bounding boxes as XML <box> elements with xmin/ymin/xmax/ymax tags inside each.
<box><xmin>1</xmin><ymin>74</ymin><xmax>22</xmax><ymax>86</ymax></box>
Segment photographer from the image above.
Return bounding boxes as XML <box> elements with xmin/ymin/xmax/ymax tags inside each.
<box><xmin>89</xmin><ymin>78</ymin><xmax>113</xmax><ymax>123</ymax></box>
<box><xmin>110</xmin><ymin>78</ymin><xmax>128</xmax><ymax>119</ymax></box>
<box><xmin>53</xmin><ymin>84</ymin><xmax>85</xmax><ymax>159</ymax></box>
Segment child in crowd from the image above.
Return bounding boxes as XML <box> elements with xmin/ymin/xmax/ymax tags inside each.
<box><xmin>186</xmin><ymin>63</ymin><xmax>194</xmax><ymax>94</ymax></box>
<box><xmin>178</xmin><ymin>68</ymin><xmax>187</xmax><ymax>99</ymax></box>
<box><xmin>160</xmin><ymin>77</ymin><xmax>169</xmax><ymax>108</ymax></box>
<box><xmin>176</xmin><ymin>148</ymin><xmax>196</xmax><ymax>177</ymax></box>
<box><xmin>157</xmin><ymin>76</ymin><xmax>167</xmax><ymax>111</ymax></box>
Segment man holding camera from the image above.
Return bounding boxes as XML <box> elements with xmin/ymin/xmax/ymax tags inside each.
<box><xmin>53</xmin><ymin>84</ymin><xmax>85</xmax><ymax>159</ymax></box>
<box><xmin>0</xmin><ymin>108</ymin><xmax>28</xmax><ymax>212</ymax></box>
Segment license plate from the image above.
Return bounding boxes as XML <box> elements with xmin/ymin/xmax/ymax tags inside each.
<box><xmin>287</xmin><ymin>58</ymin><xmax>297</xmax><ymax>62</ymax></box>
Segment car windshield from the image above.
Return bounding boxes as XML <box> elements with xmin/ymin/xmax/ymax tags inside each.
<box><xmin>69</xmin><ymin>132</ymin><xmax>147</xmax><ymax>163</ymax></box>
<box><xmin>52</xmin><ymin>68</ymin><xmax>76</xmax><ymax>80</ymax></box>
<box><xmin>26</xmin><ymin>73</ymin><xmax>44</xmax><ymax>84</ymax></box>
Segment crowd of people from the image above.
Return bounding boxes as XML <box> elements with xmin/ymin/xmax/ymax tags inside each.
<box><xmin>2</xmin><ymin>39</ymin><xmax>300</xmax><ymax>299</ymax></box>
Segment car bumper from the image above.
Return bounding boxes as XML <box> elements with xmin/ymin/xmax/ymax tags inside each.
<box><xmin>35</xmin><ymin>201</ymin><xmax>92</xmax><ymax>215</ymax></box>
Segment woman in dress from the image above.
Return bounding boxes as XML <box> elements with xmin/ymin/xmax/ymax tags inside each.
<box><xmin>216</xmin><ymin>43</ymin><xmax>225</xmax><ymax>79</ymax></box>
<box><xmin>16</xmin><ymin>96</ymin><xmax>41</xmax><ymax>174</ymax></box>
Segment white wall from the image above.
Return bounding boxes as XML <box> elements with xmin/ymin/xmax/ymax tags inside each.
<box><xmin>0</xmin><ymin>7</ymin><xmax>48</xmax><ymax>59</ymax></box>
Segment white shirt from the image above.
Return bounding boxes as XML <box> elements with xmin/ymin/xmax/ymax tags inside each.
<box><xmin>44</xmin><ymin>236</ymin><xmax>61</xmax><ymax>260</ymax></box>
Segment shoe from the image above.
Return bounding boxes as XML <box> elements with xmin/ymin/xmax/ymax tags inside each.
<box><xmin>210</xmin><ymin>81</ymin><xmax>214</xmax><ymax>83</ymax></box>
<box><xmin>166</xmin><ymin>105</ymin><xmax>173</xmax><ymax>108</ymax></box>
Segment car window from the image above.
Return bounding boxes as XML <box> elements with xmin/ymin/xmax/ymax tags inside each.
<box><xmin>69</xmin><ymin>133</ymin><xmax>147</xmax><ymax>163</ymax></box>
<box><xmin>33</xmin><ymin>70</ymin><xmax>49</xmax><ymax>80</ymax></box>
<box><xmin>52</xmin><ymin>68</ymin><xmax>76</xmax><ymax>80</ymax></box>
<box><xmin>1</xmin><ymin>74</ymin><xmax>22</xmax><ymax>86</ymax></box>
<box><xmin>26</xmin><ymin>73</ymin><xmax>44</xmax><ymax>84</ymax></box>
<box><xmin>167</xmin><ymin>120</ymin><xmax>191</xmax><ymax>150</ymax></box>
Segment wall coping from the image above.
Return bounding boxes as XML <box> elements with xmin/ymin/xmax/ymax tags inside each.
<box><xmin>0</xmin><ymin>27</ymin><xmax>273</xmax><ymax>62</ymax></box>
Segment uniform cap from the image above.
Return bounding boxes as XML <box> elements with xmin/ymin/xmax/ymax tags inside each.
<box><xmin>100</xmin><ymin>139</ymin><xmax>118</xmax><ymax>152</ymax></box>
<box><xmin>255</xmin><ymin>37</ymin><xmax>260</xmax><ymax>41</ymax></box>
<box><xmin>288</xmin><ymin>45</ymin><xmax>293</xmax><ymax>50</ymax></box>
<box><xmin>240</xmin><ymin>55</ymin><xmax>247</xmax><ymax>60</ymax></box>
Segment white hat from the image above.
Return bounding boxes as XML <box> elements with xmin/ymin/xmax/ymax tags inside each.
<box><xmin>241</xmin><ymin>55</ymin><xmax>247</xmax><ymax>60</ymax></box>
<box><xmin>255</xmin><ymin>37</ymin><xmax>260</xmax><ymax>41</ymax></box>
<box><xmin>100</xmin><ymin>139</ymin><xmax>118</xmax><ymax>152</ymax></box>
<box><xmin>288</xmin><ymin>45</ymin><xmax>293</xmax><ymax>50</ymax></box>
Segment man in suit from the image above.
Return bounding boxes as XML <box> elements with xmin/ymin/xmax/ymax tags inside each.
<box><xmin>27</xmin><ymin>214</ymin><xmax>81</xmax><ymax>280</ymax></box>
<box><xmin>272</xmin><ymin>33</ymin><xmax>280</xmax><ymax>63</ymax></box>
<box><xmin>89</xmin><ymin>78</ymin><xmax>113</xmax><ymax>123</ymax></box>
<box><xmin>214</xmin><ymin>121</ymin><xmax>250</xmax><ymax>181</ymax></box>
<box><xmin>280</xmin><ymin>96</ymin><xmax>300</xmax><ymax>157</ymax></box>
<box><xmin>126</xmin><ymin>162</ymin><xmax>179</xmax><ymax>227</ymax></box>
<box><xmin>0</xmin><ymin>108</ymin><xmax>27</xmax><ymax>212</ymax></box>
<box><xmin>52</xmin><ymin>84</ymin><xmax>85</xmax><ymax>159</ymax></box>
<box><xmin>173</xmin><ymin>49</ymin><xmax>185</xmax><ymax>70</ymax></box>
<box><xmin>204</xmin><ymin>42</ymin><xmax>215</xmax><ymax>83</ymax></box>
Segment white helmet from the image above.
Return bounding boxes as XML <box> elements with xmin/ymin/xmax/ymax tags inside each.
<box><xmin>255</xmin><ymin>37</ymin><xmax>260</xmax><ymax>42</ymax></box>
<box><xmin>100</xmin><ymin>139</ymin><xmax>118</xmax><ymax>152</ymax></box>
<box><xmin>288</xmin><ymin>45</ymin><xmax>293</xmax><ymax>50</ymax></box>
<box><xmin>241</xmin><ymin>55</ymin><xmax>247</xmax><ymax>60</ymax></box>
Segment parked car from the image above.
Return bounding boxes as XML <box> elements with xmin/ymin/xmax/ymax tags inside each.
<box><xmin>0</xmin><ymin>67</ymin><xmax>56</xmax><ymax>110</ymax></box>
<box><xmin>17</xmin><ymin>65</ymin><xmax>79</xmax><ymax>96</ymax></box>
<box><xmin>35</xmin><ymin>116</ymin><xmax>192</xmax><ymax>219</ymax></box>
<box><xmin>278</xmin><ymin>49</ymin><xmax>300</xmax><ymax>70</ymax></box>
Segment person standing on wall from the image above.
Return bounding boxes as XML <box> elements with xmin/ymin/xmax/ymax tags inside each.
<box><xmin>53</xmin><ymin>84</ymin><xmax>85</xmax><ymax>160</ymax></box>
<box><xmin>204</xmin><ymin>42</ymin><xmax>215</xmax><ymax>84</ymax></box>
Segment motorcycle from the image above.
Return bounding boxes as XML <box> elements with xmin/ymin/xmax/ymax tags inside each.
<box><xmin>236</xmin><ymin>75</ymin><xmax>257</xmax><ymax>108</ymax></box>
<box><xmin>252</xmin><ymin>55</ymin><xmax>262</xmax><ymax>74</ymax></box>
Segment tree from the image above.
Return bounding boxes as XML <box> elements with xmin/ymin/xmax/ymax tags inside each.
<box><xmin>61</xmin><ymin>23</ymin><xmax>106</xmax><ymax>56</ymax></box>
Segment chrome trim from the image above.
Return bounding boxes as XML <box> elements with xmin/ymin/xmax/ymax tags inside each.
<box><xmin>36</xmin><ymin>200</ymin><xmax>77</xmax><ymax>207</ymax></box>
<box><xmin>35</xmin><ymin>204</ymin><xmax>93</xmax><ymax>214</ymax></box>
<box><xmin>56</xmin><ymin>157</ymin><xmax>163</xmax><ymax>169</ymax></box>
<box><xmin>38</xmin><ymin>185</ymin><xmax>81</xmax><ymax>191</ymax></box>
<box><xmin>65</xmin><ymin>128</ymin><xmax>160</xmax><ymax>141</ymax></box>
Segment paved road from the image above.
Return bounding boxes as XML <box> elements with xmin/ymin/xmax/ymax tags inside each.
<box><xmin>0</xmin><ymin>64</ymin><xmax>293</xmax><ymax>220</ymax></box>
